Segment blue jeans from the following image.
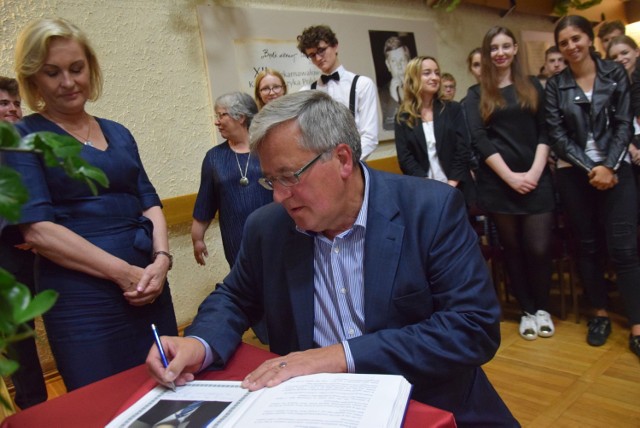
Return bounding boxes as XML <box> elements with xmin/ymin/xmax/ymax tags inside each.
<box><xmin>556</xmin><ymin>164</ymin><xmax>640</xmax><ymax>325</ymax></box>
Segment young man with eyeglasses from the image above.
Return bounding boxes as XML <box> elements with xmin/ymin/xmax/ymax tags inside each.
<box><xmin>296</xmin><ymin>25</ymin><xmax>380</xmax><ymax>160</ymax></box>
<box><xmin>147</xmin><ymin>91</ymin><xmax>518</xmax><ymax>427</ymax></box>
<box><xmin>439</xmin><ymin>73</ymin><xmax>457</xmax><ymax>101</ymax></box>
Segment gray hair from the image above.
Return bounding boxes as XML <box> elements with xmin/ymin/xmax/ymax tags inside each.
<box><xmin>214</xmin><ymin>92</ymin><xmax>258</xmax><ymax>129</ymax></box>
<box><xmin>249</xmin><ymin>91</ymin><xmax>361</xmax><ymax>164</ymax></box>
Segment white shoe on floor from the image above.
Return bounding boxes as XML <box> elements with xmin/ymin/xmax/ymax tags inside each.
<box><xmin>535</xmin><ymin>310</ymin><xmax>555</xmax><ymax>338</ymax></box>
<box><xmin>519</xmin><ymin>313</ymin><xmax>538</xmax><ymax>340</ymax></box>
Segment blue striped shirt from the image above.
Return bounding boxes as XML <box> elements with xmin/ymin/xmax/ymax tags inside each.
<box><xmin>197</xmin><ymin>166</ymin><xmax>370</xmax><ymax>372</ymax></box>
<box><xmin>297</xmin><ymin>166</ymin><xmax>370</xmax><ymax>373</ymax></box>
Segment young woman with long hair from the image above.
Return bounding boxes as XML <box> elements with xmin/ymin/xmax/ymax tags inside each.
<box><xmin>465</xmin><ymin>26</ymin><xmax>556</xmax><ymax>341</ymax></box>
<box><xmin>547</xmin><ymin>15</ymin><xmax>640</xmax><ymax>356</ymax></box>
<box><xmin>394</xmin><ymin>56</ymin><xmax>474</xmax><ymax>204</ymax></box>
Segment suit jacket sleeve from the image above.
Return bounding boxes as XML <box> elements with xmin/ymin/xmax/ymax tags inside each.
<box><xmin>464</xmin><ymin>85</ymin><xmax>498</xmax><ymax>161</ymax></box>
<box><xmin>357</xmin><ymin>76</ymin><xmax>380</xmax><ymax>160</ymax></box>
<box><xmin>446</xmin><ymin>101</ymin><xmax>473</xmax><ymax>182</ymax></box>
<box><xmin>632</xmin><ymin>60</ymin><xmax>640</xmax><ymax>118</ymax></box>
<box><xmin>347</xmin><ymin>180</ymin><xmax>501</xmax><ymax>387</ymax></box>
<box><xmin>394</xmin><ymin>114</ymin><xmax>428</xmax><ymax>177</ymax></box>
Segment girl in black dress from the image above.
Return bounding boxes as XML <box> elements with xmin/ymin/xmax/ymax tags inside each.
<box><xmin>465</xmin><ymin>26</ymin><xmax>556</xmax><ymax>341</ymax></box>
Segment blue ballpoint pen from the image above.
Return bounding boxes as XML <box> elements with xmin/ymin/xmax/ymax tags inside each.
<box><xmin>151</xmin><ymin>323</ymin><xmax>176</xmax><ymax>391</ymax></box>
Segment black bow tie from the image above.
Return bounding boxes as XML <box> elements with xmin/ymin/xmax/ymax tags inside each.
<box><xmin>321</xmin><ymin>71</ymin><xmax>340</xmax><ymax>84</ymax></box>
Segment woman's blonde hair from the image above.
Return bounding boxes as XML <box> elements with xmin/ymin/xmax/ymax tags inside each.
<box><xmin>397</xmin><ymin>55</ymin><xmax>441</xmax><ymax>128</ymax></box>
<box><xmin>14</xmin><ymin>18</ymin><xmax>103</xmax><ymax>112</ymax></box>
<box><xmin>478</xmin><ymin>26</ymin><xmax>538</xmax><ymax>123</ymax></box>
<box><xmin>253</xmin><ymin>68</ymin><xmax>287</xmax><ymax>109</ymax></box>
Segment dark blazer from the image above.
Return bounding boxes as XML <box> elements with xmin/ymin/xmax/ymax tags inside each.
<box><xmin>394</xmin><ymin>99</ymin><xmax>475</xmax><ymax>204</ymax></box>
<box><xmin>186</xmin><ymin>167</ymin><xmax>517</xmax><ymax>427</ymax></box>
<box><xmin>546</xmin><ymin>55</ymin><xmax>632</xmax><ymax>173</ymax></box>
<box><xmin>630</xmin><ymin>57</ymin><xmax>640</xmax><ymax>117</ymax></box>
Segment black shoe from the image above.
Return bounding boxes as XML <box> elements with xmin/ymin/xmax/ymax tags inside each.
<box><xmin>587</xmin><ymin>316</ymin><xmax>611</xmax><ymax>346</ymax></box>
<box><xmin>630</xmin><ymin>335</ymin><xmax>640</xmax><ymax>358</ymax></box>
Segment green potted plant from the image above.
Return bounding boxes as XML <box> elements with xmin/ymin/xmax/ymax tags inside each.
<box><xmin>0</xmin><ymin>121</ymin><xmax>108</xmax><ymax>411</ymax></box>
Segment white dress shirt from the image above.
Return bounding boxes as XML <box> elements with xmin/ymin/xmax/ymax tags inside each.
<box><xmin>301</xmin><ymin>65</ymin><xmax>380</xmax><ymax>160</ymax></box>
<box><xmin>422</xmin><ymin>121</ymin><xmax>448</xmax><ymax>182</ymax></box>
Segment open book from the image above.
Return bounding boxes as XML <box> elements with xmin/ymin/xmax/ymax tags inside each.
<box><xmin>106</xmin><ymin>372</ymin><xmax>412</xmax><ymax>428</ymax></box>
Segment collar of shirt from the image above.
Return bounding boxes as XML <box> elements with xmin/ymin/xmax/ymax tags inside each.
<box><xmin>296</xmin><ymin>162</ymin><xmax>370</xmax><ymax>238</ymax></box>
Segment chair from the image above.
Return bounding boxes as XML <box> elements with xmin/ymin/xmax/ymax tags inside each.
<box><xmin>467</xmin><ymin>205</ymin><xmax>508</xmax><ymax>302</ymax></box>
<box><xmin>550</xmin><ymin>210</ymin><xmax>580</xmax><ymax>322</ymax></box>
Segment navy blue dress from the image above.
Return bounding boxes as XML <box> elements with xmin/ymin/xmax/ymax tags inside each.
<box><xmin>192</xmin><ymin>142</ymin><xmax>272</xmax><ymax>267</ymax></box>
<box><xmin>7</xmin><ymin>114</ymin><xmax>178</xmax><ymax>391</ymax></box>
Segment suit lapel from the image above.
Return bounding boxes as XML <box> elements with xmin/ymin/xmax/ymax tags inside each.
<box><xmin>592</xmin><ymin>64</ymin><xmax>617</xmax><ymax>118</ymax></box>
<box><xmin>412</xmin><ymin>117</ymin><xmax>429</xmax><ymax>159</ymax></box>
<box><xmin>363</xmin><ymin>169</ymin><xmax>405</xmax><ymax>332</ymax></box>
<box><xmin>283</xmin><ymin>227</ymin><xmax>316</xmax><ymax>350</ymax></box>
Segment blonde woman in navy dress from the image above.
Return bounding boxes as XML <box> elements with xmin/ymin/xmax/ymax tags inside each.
<box><xmin>465</xmin><ymin>26</ymin><xmax>555</xmax><ymax>341</ymax></box>
<box><xmin>8</xmin><ymin>18</ymin><xmax>177</xmax><ymax>391</ymax></box>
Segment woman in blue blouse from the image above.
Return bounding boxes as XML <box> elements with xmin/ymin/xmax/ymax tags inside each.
<box><xmin>191</xmin><ymin>92</ymin><xmax>272</xmax><ymax>268</ymax></box>
<box><xmin>8</xmin><ymin>18</ymin><xmax>178</xmax><ymax>390</ymax></box>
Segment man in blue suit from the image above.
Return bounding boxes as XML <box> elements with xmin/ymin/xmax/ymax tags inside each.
<box><xmin>147</xmin><ymin>91</ymin><xmax>518</xmax><ymax>427</ymax></box>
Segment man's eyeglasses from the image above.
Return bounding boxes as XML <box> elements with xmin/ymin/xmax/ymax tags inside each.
<box><xmin>215</xmin><ymin>112</ymin><xmax>230</xmax><ymax>121</ymax></box>
<box><xmin>258</xmin><ymin>151</ymin><xmax>327</xmax><ymax>190</ymax></box>
<box><xmin>259</xmin><ymin>85</ymin><xmax>284</xmax><ymax>95</ymax></box>
<box><xmin>304</xmin><ymin>46</ymin><xmax>328</xmax><ymax>60</ymax></box>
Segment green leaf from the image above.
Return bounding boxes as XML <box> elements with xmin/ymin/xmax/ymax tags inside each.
<box><xmin>0</xmin><ymin>166</ymin><xmax>28</xmax><ymax>222</ymax></box>
<box><xmin>7</xmin><ymin>282</ymin><xmax>30</xmax><ymax>318</ymax></box>
<box><xmin>0</xmin><ymin>268</ymin><xmax>16</xmax><ymax>289</ymax></box>
<box><xmin>572</xmin><ymin>0</ymin><xmax>602</xmax><ymax>11</ymax></box>
<box><xmin>14</xmin><ymin>289</ymin><xmax>58</xmax><ymax>324</ymax></box>
<box><xmin>0</xmin><ymin>122</ymin><xmax>21</xmax><ymax>148</ymax></box>
<box><xmin>0</xmin><ymin>357</ymin><xmax>19</xmax><ymax>377</ymax></box>
<box><xmin>77</xmin><ymin>164</ymin><xmax>109</xmax><ymax>188</ymax></box>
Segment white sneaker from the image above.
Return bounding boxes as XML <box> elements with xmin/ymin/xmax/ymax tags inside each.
<box><xmin>535</xmin><ymin>310</ymin><xmax>555</xmax><ymax>338</ymax></box>
<box><xmin>519</xmin><ymin>313</ymin><xmax>538</xmax><ymax>340</ymax></box>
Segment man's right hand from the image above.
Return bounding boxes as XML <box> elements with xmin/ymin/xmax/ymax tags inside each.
<box><xmin>146</xmin><ymin>336</ymin><xmax>206</xmax><ymax>388</ymax></box>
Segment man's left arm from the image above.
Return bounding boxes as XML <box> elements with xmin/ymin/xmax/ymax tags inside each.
<box><xmin>357</xmin><ymin>76</ymin><xmax>380</xmax><ymax>160</ymax></box>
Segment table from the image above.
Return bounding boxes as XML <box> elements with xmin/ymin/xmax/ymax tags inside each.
<box><xmin>1</xmin><ymin>343</ymin><xmax>456</xmax><ymax>428</ymax></box>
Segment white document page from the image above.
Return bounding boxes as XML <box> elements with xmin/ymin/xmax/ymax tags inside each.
<box><xmin>218</xmin><ymin>373</ymin><xmax>411</xmax><ymax>428</ymax></box>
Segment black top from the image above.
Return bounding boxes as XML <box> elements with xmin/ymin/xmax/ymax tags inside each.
<box><xmin>548</xmin><ymin>55</ymin><xmax>632</xmax><ymax>173</ymax></box>
<box><xmin>465</xmin><ymin>78</ymin><xmax>554</xmax><ymax>214</ymax></box>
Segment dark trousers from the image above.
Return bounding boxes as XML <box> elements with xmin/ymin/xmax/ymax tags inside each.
<box><xmin>556</xmin><ymin>164</ymin><xmax>640</xmax><ymax>325</ymax></box>
<box><xmin>0</xmin><ymin>227</ymin><xmax>48</xmax><ymax>409</ymax></box>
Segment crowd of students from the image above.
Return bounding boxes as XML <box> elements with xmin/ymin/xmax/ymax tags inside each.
<box><xmin>393</xmin><ymin>16</ymin><xmax>640</xmax><ymax>359</ymax></box>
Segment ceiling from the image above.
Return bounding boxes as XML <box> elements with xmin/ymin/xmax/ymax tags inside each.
<box><xmin>459</xmin><ymin>0</ymin><xmax>633</xmax><ymax>23</ymax></box>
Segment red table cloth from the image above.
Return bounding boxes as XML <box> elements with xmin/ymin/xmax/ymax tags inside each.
<box><xmin>1</xmin><ymin>343</ymin><xmax>456</xmax><ymax>428</ymax></box>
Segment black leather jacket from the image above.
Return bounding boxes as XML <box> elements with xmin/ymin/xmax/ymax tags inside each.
<box><xmin>545</xmin><ymin>55</ymin><xmax>632</xmax><ymax>173</ymax></box>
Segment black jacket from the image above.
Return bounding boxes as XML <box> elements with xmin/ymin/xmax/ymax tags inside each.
<box><xmin>545</xmin><ymin>55</ymin><xmax>632</xmax><ymax>173</ymax></box>
<box><xmin>630</xmin><ymin>57</ymin><xmax>640</xmax><ymax>117</ymax></box>
<box><xmin>394</xmin><ymin>99</ymin><xmax>475</xmax><ymax>203</ymax></box>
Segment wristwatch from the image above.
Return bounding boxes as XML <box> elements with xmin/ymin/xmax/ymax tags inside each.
<box><xmin>153</xmin><ymin>251</ymin><xmax>173</xmax><ymax>270</ymax></box>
